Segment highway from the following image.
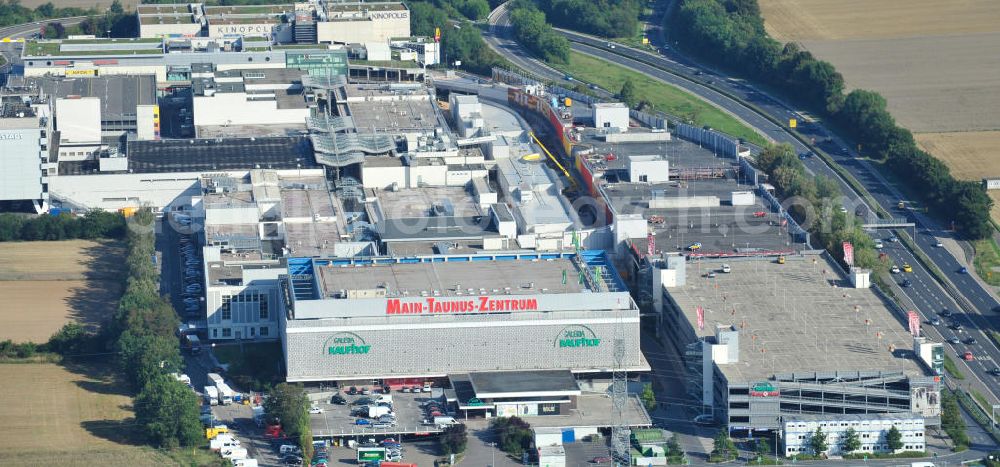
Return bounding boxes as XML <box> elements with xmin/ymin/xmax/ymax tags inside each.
<box><xmin>483</xmin><ymin>2</ymin><xmax>1000</xmax><ymax>406</ymax></box>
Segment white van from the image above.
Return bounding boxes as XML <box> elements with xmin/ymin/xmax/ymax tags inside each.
<box><xmin>279</xmin><ymin>444</ymin><xmax>301</xmax><ymax>455</ymax></box>
<box><xmin>721</xmin><ymin>264</ymin><xmax>731</xmax><ymax>273</ymax></box>
<box><xmin>434</xmin><ymin>416</ymin><xmax>457</xmax><ymax>427</ymax></box>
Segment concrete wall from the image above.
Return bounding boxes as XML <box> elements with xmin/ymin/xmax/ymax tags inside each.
<box><xmin>136</xmin><ymin>104</ymin><xmax>158</xmax><ymax>141</ymax></box>
<box><xmin>283</xmin><ymin>312</ymin><xmax>643</xmax><ymax>381</ymax></box>
<box><xmin>56</xmin><ymin>97</ymin><xmax>101</xmax><ymax>145</ymax></box>
<box><xmin>140</xmin><ymin>21</ymin><xmax>202</xmax><ymax>38</ymax></box>
<box><xmin>648</xmin><ymin>196</ymin><xmax>720</xmax><ymax>209</ymax></box>
<box><xmin>317</xmin><ymin>16</ymin><xmax>409</xmax><ymax>44</ymax></box>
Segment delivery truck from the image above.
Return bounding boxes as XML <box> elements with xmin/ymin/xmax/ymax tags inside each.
<box><xmin>207</xmin><ymin>372</ymin><xmax>225</xmax><ymax>387</ymax></box>
<box><xmin>204</xmin><ymin>386</ymin><xmax>219</xmax><ymax>406</ymax></box>
<box><xmin>368</xmin><ymin>406</ymin><xmax>391</xmax><ymax>418</ymax></box>
<box><xmin>220</xmin><ymin>446</ymin><xmax>248</xmax><ymax>460</ymax></box>
<box><xmin>217</xmin><ymin>382</ymin><xmax>235</xmax><ymax>405</ymax></box>
<box><xmin>210</xmin><ymin>434</ymin><xmax>240</xmax><ymax>451</ymax></box>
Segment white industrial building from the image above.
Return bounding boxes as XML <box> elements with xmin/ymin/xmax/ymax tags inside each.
<box><xmin>593</xmin><ymin>102</ymin><xmax>629</xmax><ymax>132</ymax></box>
<box><xmin>317</xmin><ymin>2</ymin><xmax>410</xmax><ymax>45</ymax></box>
<box><xmin>783</xmin><ymin>414</ymin><xmax>926</xmax><ymax>457</ymax></box>
<box><xmin>192</xmin><ymin>68</ymin><xmax>312</xmax><ymax>133</ymax></box>
<box><xmin>0</xmin><ymin>96</ymin><xmax>51</xmax><ymax>211</ymax></box>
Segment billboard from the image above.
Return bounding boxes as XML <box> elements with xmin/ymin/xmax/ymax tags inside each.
<box><xmin>907</xmin><ymin>310</ymin><xmax>920</xmax><ymax>337</ymax></box>
<box><xmin>842</xmin><ymin>241</ymin><xmax>853</xmax><ymax>267</ymax></box>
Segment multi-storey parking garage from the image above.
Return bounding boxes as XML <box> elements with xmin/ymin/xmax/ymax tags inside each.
<box><xmin>656</xmin><ymin>252</ymin><xmax>941</xmax><ymax>433</ymax></box>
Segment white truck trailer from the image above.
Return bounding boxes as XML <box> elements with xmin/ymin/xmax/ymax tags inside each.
<box><xmin>204</xmin><ymin>386</ymin><xmax>219</xmax><ymax>406</ymax></box>
<box><xmin>217</xmin><ymin>382</ymin><xmax>235</xmax><ymax>405</ymax></box>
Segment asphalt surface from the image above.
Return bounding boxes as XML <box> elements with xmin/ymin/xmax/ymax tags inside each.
<box><xmin>483</xmin><ymin>0</ymin><xmax>1000</xmax><ymax>407</ymax></box>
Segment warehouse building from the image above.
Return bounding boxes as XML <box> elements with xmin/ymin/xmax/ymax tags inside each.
<box><xmin>656</xmin><ymin>252</ymin><xmax>940</xmax><ymax>433</ymax></box>
<box><xmin>279</xmin><ymin>251</ymin><xmax>647</xmax><ymax>385</ymax></box>
<box><xmin>783</xmin><ymin>414</ymin><xmax>926</xmax><ymax>456</ymax></box>
<box><xmin>317</xmin><ymin>2</ymin><xmax>410</xmax><ymax>45</ymax></box>
<box><xmin>192</xmin><ymin>67</ymin><xmax>313</xmax><ymax>136</ymax></box>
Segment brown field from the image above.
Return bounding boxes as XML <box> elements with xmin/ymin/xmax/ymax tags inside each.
<box><xmin>15</xmin><ymin>0</ymin><xmax>138</xmax><ymax>11</ymax></box>
<box><xmin>759</xmin><ymin>0</ymin><xmax>1000</xmax><ymax>133</ymax></box>
<box><xmin>0</xmin><ymin>240</ymin><xmax>124</xmax><ymax>342</ymax></box>
<box><xmin>915</xmin><ymin>131</ymin><xmax>1000</xmax><ymax>181</ymax></box>
<box><xmin>0</xmin><ymin>363</ymin><xmax>176</xmax><ymax>466</ymax></box>
<box><xmin>916</xmin><ymin>131</ymin><xmax>1000</xmax><ymax>222</ymax></box>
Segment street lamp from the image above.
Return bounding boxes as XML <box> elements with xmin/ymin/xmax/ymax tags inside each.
<box><xmin>487</xmin><ymin>441</ymin><xmax>496</xmax><ymax>467</ymax></box>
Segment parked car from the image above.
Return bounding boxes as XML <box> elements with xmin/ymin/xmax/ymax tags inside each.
<box><xmin>355</xmin><ymin>418</ymin><xmax>371</xmax><ymax>425</ymax></box>
<box><xmin>361</xmin><ymin>387</ymin><xmax>371</xmax><ymax>395</ymax></box>
<box><xmin>346</xmin><ymin>386</ymin><xmax>358</xmax><ymax>395</ymax></box>
<box><xmin>372</xmin><ymin>422</ymin><xmax>393</xmax><ymax>429</ymax></box>
<box><xmin>591</xmin><ymin>457</ymin><xmax>613</xmax><ymax>464</ymax></box>
<box><xmin>330</xmin><ymin>394</ymin><xmax>347</xmax><ymax>405</ymax></box>
<box><xmin>308</xmin><ymin>406</ymin><xmax>324</xmax><ymax>414</ymax></box>
<box><xmin>687</xmin><ymin>242</ymin><xmax>702</xmax><ymax>251</ymax></box>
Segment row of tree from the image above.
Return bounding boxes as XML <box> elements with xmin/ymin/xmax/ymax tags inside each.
<box><xmin>757</xmin><ymin>143</ymin><xmax>883</xmax><ymax>273</ymax></box>
<box><xmin>941</xmin><ymin>391</ymin><xmax>970</xmax><ymax>450</ymax></box>
<box><xmin>508</xmin><ymin>0</ymin><xmax>570</xmax><ymax>64</ymax></box>
<box><xmin>0</xmin><ymin>210</ymin><xmax>126</xmax><ymax>241</ymax></box>
<box><xmin>409</xmin><ymin>1</ymin><xmax>507</xmax><ymax>75</ymax></box>
<box><xmin>531</xmin><ymin>0</ymin><xmax>642</xmax><ymax>39</ymax></box>
<box><xmin>114</xmin><ymin>210</ymin><xmax>203</xmax><ymax>448</ymax></box>
<box><xmin>0</xmin><ymin>0</ymin><xmax>94</xmax><ymax>28</ymax></box>
<box><xmin>671</xmin><ymin>0</ymin><xmax>993</xmax><ymax>239</ymax></box>
<box><xmin>263</xmin><ymin>383</ymin><xmax>314</xmax><ymax>461</ymax></box>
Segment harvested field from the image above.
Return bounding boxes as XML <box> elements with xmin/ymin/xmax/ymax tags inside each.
<box><xmin>759</xmin><ymin>0</ymin><xmax>1000</xmax><ymax>42</ymax></box>
<box><xmin>915</xmin><ymin>131</ymin><xmax>1000</xmax><ymax>223</ymax></box>
<box><xmin>14</xmin><ymin>0</ymin><xmax>137</xmax><ymax>11</ymax></box>
<box><xmin>0</xmin><ymin>240</ymin><xmax>124</xmax><ymax>342</ymax></box>
<box><xmin>759</xmin><ymin>0</ymin><xmax>1000</xmax><ymax>133</ymax></box>
<box><xmin>0</xmin><ymin>363</ymin><xmax>175</xmax><ymax>466</ymax></box>
<box><xmin>915</xmin><ymin>131</ymin><xmax>1000</xmax><ymax>181</ymax></box>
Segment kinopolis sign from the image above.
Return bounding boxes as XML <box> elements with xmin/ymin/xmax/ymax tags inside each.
<box><xmin>554</xmin><ymin>325</ymin><xmax>601</xmax><ymax>348</ymax></box>
<box><xmin>323</xmin><ymin>332</ymin><xmax>371</xmax><ymax>356</ymax></box>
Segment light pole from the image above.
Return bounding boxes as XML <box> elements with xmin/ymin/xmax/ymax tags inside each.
<box><xmin>488</xmin><ymin>441</ymin><xmax>496</xmax><ymax>467</ymax></box>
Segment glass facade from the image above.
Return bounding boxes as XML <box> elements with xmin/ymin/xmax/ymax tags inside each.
<box><xmin>285</xmin><ymin>50</ymin><xmax>348</xmax><ymax>77</ymax></box>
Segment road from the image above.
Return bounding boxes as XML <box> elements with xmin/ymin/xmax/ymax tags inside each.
<box><xmin>483</xmin><ymin>1</ymin><xmax>1000</xmax><ymax>407</ymax></box>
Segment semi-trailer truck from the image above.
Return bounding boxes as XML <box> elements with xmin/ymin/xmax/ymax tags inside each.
<box><xmin>207</xmin><ymin>372</ymin><xmax>224</xmax><ymax>387</ymax></box>
<box><xmin>217</xmin><ymin>382</ymin><xmax>235</xmax><ymax>405</ymax></box>
<box><xmin>204</xmin><ymin>386</ymin><xmax>219</xmax><ymax>406</ymax></box>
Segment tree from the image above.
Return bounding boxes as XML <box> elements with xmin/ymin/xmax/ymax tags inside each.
<box><xmin>46</xmin><ymin>322</ymin><xmax>93</xmax><ymax>355</ymax></box>
<box><xmin>134</xmin><ymin>373</ymin><xmax>203</xmax><ymax>448</ymax></box>
<box><xmin>712</xmin><ymin>428</ymin><xmax>737</xmax><ymax>459</ymax></box>
<box><xmin>841</xmin><ymin>427</ymin><xmax>861</xmax><ymax>453</ymax></box>
<box><xmin>264</xmin><ymin>383</ymin><xmax>312</xmax><ymax>458</ymax></box>
<box><xmin>808</xmin><ymin>426</ymin><xmax>828</xmax><ymax>455</ymax></box>
<box><xmin>640</xmin><ymin>382</ymin><xmax>656</xmax><ymax>412</ymax></box>
<box><xmin>492</xmin><ymin>417</ymin><xmax>533</xmax><ymax>456</ymax></box>
<box><xmin>116</xmin><ymin>331</ymin><xmax>182</xmax><ymax>391</ymax></box>
<box><xmin>619</xmin><ymin>78</ymin><xmax>638</xmax><ymax>108</ymax></box>
<box><xmin>886</xmin><ymin>425</ymin><xmax>903</xmax><ymax>452</ymax></box>
<box><xmin>666</xmin><ymin>433</ymin><xmax>682</xmax><ymax>457</ymax></box>
<box><xmin>440</xmin><ymin>423</ymin><xmax>468</xmax><ymax>455</ymax></box>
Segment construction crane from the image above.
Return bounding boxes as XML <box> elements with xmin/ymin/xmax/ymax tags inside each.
<box><xmin>528</xmin><ymin>131</ymin><xmax>578</xmax><ymax>190</ymax></box>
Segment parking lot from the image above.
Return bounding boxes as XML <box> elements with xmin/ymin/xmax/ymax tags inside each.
<box><xmin>309</xmin><ymin>389</ymin><xmax>446</xmax><ymax>439</ymax></box>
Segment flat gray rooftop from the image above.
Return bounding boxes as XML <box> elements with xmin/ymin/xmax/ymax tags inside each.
<box><xmin>605</xmin><ymin>179</ymin><xmax>801</xmax><ymax>254</ymax></box>
<box><xmin>666</xmin><ymin>253</ymin><xmax>926</xmax><ymax>383</ymax></box>
<box><xmin>376</xmin><ymin>186</ymin><xmax>481</xmax><ymax>219</ymax></box>
<box><xmin>579</xmin><ymin>130</ymin><xmax>720</xmax><ymax>170</ymax></box>
<box><xmin>469</xmin><ymin>370</ymin><xmax>580</xmax><ymax>395</ymax></box>
<box><xmin>480</xmin><ymin>102</ymin><xmax>524</xmax><ymax>134</ymax></box>
<box><xmin>348</xmin><ymin>98</ymin><xmax>440</xmax><ymax>133</ymax></box>
<box><xmin>316</xmin><ymin>257</ymin><xmax>584</xmax><ymax>297</ymax></box>
<box><xmin>385</xmin><ymin>239</ymin><xmax>495</xmax><ymax>256</ymax></box>
<box><xmin>14</xmin><ymin>75</ymin><xmax>156</xmax><ymax>121</ymax></box>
